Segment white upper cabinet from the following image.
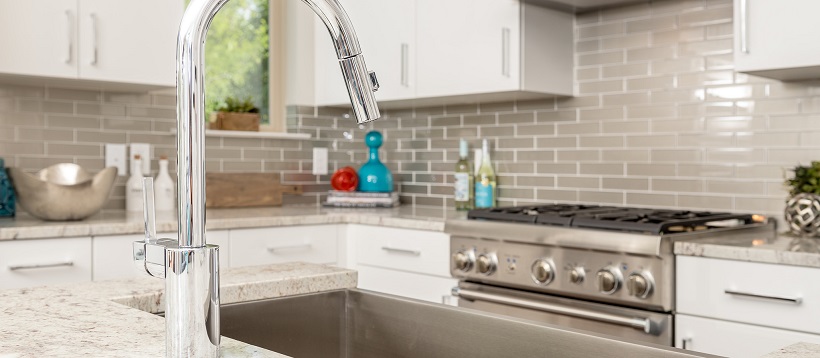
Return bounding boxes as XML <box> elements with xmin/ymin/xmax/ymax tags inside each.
<box><xmin>0</xmin><ymin>0</ymin><xmax>182</xmax><ymax>89</ymax></box>
<box><xmin>734</xmin><ymin>0</ymin><xmax>820</xmax><ymax>80</ymax></box>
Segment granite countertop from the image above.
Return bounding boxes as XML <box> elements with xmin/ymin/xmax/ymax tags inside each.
<box><xmin>763</xmin><ymin>342</ymin><xmax>820</xmax><ymax>357</ymax></box>
<box><xmin>675</xmin><ymin>232</ymin><xmax>820</xmax><ymax>269</ymax></box>
<box><xmin>0</xmin><ymin>262</ymin><xmax>356</xmax><ymax>357</ymax></box>
<box><xmin>0</xmin><ymin>205</ymin><xmax>466</xmax><ymax>241</ymax></box>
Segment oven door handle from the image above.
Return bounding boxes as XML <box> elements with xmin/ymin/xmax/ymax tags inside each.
<box><xmin>454</xmin><ymin>287</ymin><xmax>659</xmax><ymax>335</ymax></box>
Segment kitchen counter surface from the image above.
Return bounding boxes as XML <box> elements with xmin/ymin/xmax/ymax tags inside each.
<box><xmin>763</xmin><ymin>342</ymin><xmax>820</xmax><ymax>357</ymax></box>
<box><xmin>0</xmin><ymin>205</ymin><xmax>465</xmax><ymax>241</ymax></box>
<box><xmin>0</xmin><ymin>262</ymin><xmax>356</xmax><ymax>357</ymax></box>
<box><xmin>675</xmin><ymin>232</ymin><xmax>820</xmax><ymax>268</ymax></box>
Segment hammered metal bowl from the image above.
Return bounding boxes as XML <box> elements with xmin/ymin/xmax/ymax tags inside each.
<box><xmin>784</xmin><ymin>193</ymin><xmax>820</xmax><ymax>237</ymax></box>
<box><xmin>8</xmin><ymin>164</ymin><xmax>117</xmax><ymax>221</ymax></box>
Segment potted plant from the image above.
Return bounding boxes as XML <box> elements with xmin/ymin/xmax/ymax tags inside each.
<box><xmin>209</xmin><ymin>96</ymin><xmax>260</xmax><ymax>132</ymax></box>
<box><xmin>784</xmin><ymin>161</ymin><xmax>820</xmax><ymax>236</ymax></box>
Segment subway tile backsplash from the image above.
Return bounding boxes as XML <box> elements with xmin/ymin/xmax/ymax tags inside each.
<box><xmin>0</xmin><ymin>0</ymin><xmax>816</xmax><ymax>221</ymax></box>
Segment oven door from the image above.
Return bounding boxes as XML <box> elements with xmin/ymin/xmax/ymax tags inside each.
<box><xmin>454</xmin><ymin>282</ymin><xmax>673</xmax><ymax>346</ymax></box>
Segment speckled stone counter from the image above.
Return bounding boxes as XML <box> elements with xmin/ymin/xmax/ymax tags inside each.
<box><xmin>0</xmin><ymin>262</ymin><xmax>356</xmax><ymax>357</ymax></box>
<box><xmin>675</xmin><ymin>233</ymin><xmax>820</xmax><ymax>269</ymax></box>
<box><xmin>763</xmin><ymin>342</ymin><xmax>820</xmax><ymax>357</ymax></box>
<box><xmin>0</xmin><ymin>205</ymin><xmax>465</xmax><ymax>240</ymax></box>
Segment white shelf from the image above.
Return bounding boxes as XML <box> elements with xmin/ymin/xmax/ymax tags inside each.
<box><xmin>169</xmin><ymin>129</ymin><xmax>311</xmax><ymax>140</ymax></box>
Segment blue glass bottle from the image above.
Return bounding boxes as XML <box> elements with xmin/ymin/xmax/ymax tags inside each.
<box><xmin>357</xmin><ymin>131</ymin><xmax>393</xmax><ymax>192</ymax></box>
<box><xmin>0</xmin><ymin>158</ymin><xmax>15</xmax><ymax>217</ymax></box>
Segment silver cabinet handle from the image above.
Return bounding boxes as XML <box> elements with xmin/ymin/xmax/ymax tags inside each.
<box><xmin>267</xmin><ymin>244</ymin><xmax>312</xmax><ymax>253</ymax></box>
<box><xmin>90</xmin><ymin>13</ymin><xmax>98</xmax><ymax>65</ymax></box>
<box><xmin>740</xmin><ymin>0</ymin><xmax>749</xmax><ymax>53</ymax></box>
<box><xmin>9</xmin><ymin>261</ymin><xmax>74</xmax><ymax>271</ymax></box>
<box><xmin>501</xmin><ymin>27</ymin><xmax>511</xmax><ymax>77</ymax></box>
<box><xmin>400</xmin><ymin>43</ymin><xmax>409</xmax><ymax>87</ymax></box>
<box><xmin>455</xmin><ymin>287</ymin><xmax>657</xmax><ymax>334</ymax></box>
<box><xmin>682</xmin><ymin>337</ymin><xmax>692</xmax><ymax>350</ymax></box>
<box><xmin>381</xmin><ymin>247</ymin><xmax>421</xmax><ymax>256</ymax></box>
<box><xmin>724</xmin><ymin>289</ymin><xmax>802</xmax><ymax>304</ymax></box>
<box><xmin>65</xmin><ymin>10</ymin><xmax>73</xmax><ymax>64</ymax></box>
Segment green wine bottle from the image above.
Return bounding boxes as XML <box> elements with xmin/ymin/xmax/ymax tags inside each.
<box><xmin>474</xmin><ymin>139</ymin><xmax>496</xmax><ymax>208</ymax></box>
<box><xmin>454</xmin><ymin>139</ymin><xmax>473</xmax><ymax>210</ymax></box>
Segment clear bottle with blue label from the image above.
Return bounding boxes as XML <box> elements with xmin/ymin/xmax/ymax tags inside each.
<box><xmin>0</xmin><ymin>158</ymin><xmax>16</xmax><ymax>217</ymax></box>
<box><xmin>474</xmin><ymin>139</ymin><xmax>496</xmax><ymax>208</ymax></box>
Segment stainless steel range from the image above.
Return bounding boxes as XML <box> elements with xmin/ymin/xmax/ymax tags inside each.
<box><xmin>446</xmin><ymin>204</ymin><xmax>776</xmax><ymax>346</ymax></box>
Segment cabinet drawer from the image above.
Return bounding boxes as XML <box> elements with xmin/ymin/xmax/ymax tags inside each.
<box><xmin>358</xmin><ymin>265</ymin><xmax>458</xmax><ymax>304</ymax></box>
<box><xmin>350</xmin><ymin>225</ymin><xmax>450</xmax><ymax>277</ymax></box>
<box><xmin>0</xmin><ymin>237</ymin><xmax>92</xmax><ymax>289</ymax></box>
<box><xmin>230</xmin><ymin>225</ymin><xmax>338</xmax><ymax>267</ymax></box>
<box><xmin>677</xmin><ymin>256</ymin><xmax>820</xmax><ymax>333</ymax></box>
<box><xmin>676</xmin><ymin>314</ymin><xmax>820</xmax><ymax>358</ymax></box>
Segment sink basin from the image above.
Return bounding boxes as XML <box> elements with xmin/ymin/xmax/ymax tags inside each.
<box><xmin>221</xmin><ymin>289</ymin><xmax>718</xmax><ymax>358</ymax></box>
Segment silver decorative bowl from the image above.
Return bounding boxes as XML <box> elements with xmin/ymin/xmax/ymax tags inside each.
<box><xmin>8</xmin><ymin>164</ymin><xmax>118</xmax><ymax>221</ymax></box>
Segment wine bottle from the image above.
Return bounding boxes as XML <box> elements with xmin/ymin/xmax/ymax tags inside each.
<box><xmin>475</xmin><ymin>139</ymin><xmax>496</xmax><ymax>208</ymax></box>
<box><xmin>454</xmin><ymin>139</ymin><xmax>473</xmax><ymax>211</ymax></box>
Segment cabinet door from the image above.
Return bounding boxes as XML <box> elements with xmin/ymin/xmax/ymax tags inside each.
<box><xmin>230</xmin><ymin>225</ymin><xmax>338</xmax><ymax>267</ymax></box>
<box><xmin>676</xmin><ymin>314</ymin><xmax>820</xmax><ymax>358</ymax></box>
<box><xmin>348</xmin><ymin>224</ymin><xmax>451</xmax><ymax>277</ymax></box>
<box><xmin>358</xmin><ymin>265</ymin><xmax>458</xmax><ymax>304</ymax></box>
<box><xmin>734</xmin><ymin>0</ymin><xmax>820</xmax><ymax>79</ymax></box>
<box><xmin>78</xmin><ymin>0</ymin><xmax>182</xmax><ymax>86</ymax></box>
<box><xmin>0</xmin><ymin>237</ymin><xmax>92</xmax><ymax>289</ymax></box>
<box><xmin>315</xmin><ymin>0</ymin><xmax>416</xmax><ymax>106</ymax></box>
<box><xmin>0</xmin><ymin>0</ymin><xmax>78</xmax><ymax>79</ymax></box>
<box><xmin>415</xmin><ymin>0</ymin><xmax>520</xmax><ymax>99</ymax></box>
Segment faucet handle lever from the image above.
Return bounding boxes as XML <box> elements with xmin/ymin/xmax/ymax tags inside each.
<box><xmin>368</xmin><ymin>70</ymin><xmax>379</xmax><ymax>92</ymax></box>
<box><xmin>143</xmin><ymin>177</ymin><xmax>157</xmax><ymax>243</ymax></box>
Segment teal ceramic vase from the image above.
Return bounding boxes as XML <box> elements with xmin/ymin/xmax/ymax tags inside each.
<box><xmin>357</xmin><ymin>131</ymin><xmax>393</xmax><ymax>192</ymax></box>
<box><xmin>0</xmin><ymin>158</ymin><xmax>15</xmax><ymax>217</ymax></box>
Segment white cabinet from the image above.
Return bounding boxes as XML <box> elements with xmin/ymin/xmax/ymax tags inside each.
<box><xmin>358</xmin><ymin>265</ymin><xmax>457</xmax><ymax>303</ymax></box>
<box><xmin>230</xmin><ymin>225</ymin><xmax>339</xmax><ymax>267</ymax></box>
<box><xmin>0</xmin><ymin>237</ymin><xmax>92</xmax><ymax>290</ymax></box>
<box><xmin>734</xmin><ymin>0</ymin><xmax>820</xmax><ymax>80</ymax></box>
<box><xmin>676</xmin><ymin>314</ymin><xmax>820</xmax><ymax>358</ymax></box>
<box><xmin>0</xmin><ymin>0</ymin><xmax>182</xmax><ymax>88</ymax></box>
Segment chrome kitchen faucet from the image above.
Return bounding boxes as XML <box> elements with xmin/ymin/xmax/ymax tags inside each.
<box><xmin>132</xmin><ymin>0</ymin><xmax>380</xmax><ymax>356</ymax></box>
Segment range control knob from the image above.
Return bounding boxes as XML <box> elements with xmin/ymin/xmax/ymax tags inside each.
<box><xmin>531</xmin><ymin>259</ymin><xmax>555</xmax><ymax>285</ymax></box>
<box><xmin>627</xmin><ymin>271</ymin><xmax>654</xmax><ymax>299</ymax></box>
<box><xmin>569</xmin><ymin>266</ymin><xmax>585</xmax><ymax>285</ymax></box>
<box><xmin>596</xmin><ymin>266</ymin><xmax>623</xmax><ymax>295</ymax></box>
<box><xmin>452</xmin><ymin>250</ymin><xmax>475</xmax><ymax>272</ymax></box>
<box><xmin>476</xmin><ymin>253</ymin><xmax>497</xmax><ymax>276</ymax></box>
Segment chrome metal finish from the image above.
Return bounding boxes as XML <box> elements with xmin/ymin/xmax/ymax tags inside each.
<box><xmin>740</xmin><ymin>0</ymin><xmax>749</xmax><ymax>54</ymax></box>
<box><xmin>8</xmin><ymin>261</ymin><xmax>74</xmax><ymax>271</ymax></box>
<box><xmin>501</xmin><ymin>27</ymin><xmax>511</xmax><ymax>77</ymax></box>
<box><xmin>368</xmin><ymin>70</ymin><xmax>379</xmax><ymax>91</ymax></box>
<box><xmin>267</xmin><ymin>244</ymin><xmax>313</xmax><ymax>252</ymax></box>
<box><xmin>381</xmin><ymin>246</ymin><xmax>421</xmax><ymax>256</ymax></box>
<box><xmin>724</xmin><ymin>289</ymin><xmax>803</xmax><ymax>304</ymax></box>
<box><xmin>476</xmin><ymin>253</ymin><xmax>497</xmax><ymax>275</ymax></box>
<box><xmin>90</xmin><ymin>13</ymin><xmax>98</xmax><ymax>65</ymax></box>
<box><xmin>400</xmin><ymin>43</ymin><xmax>409</xmax><ymax>86</ymax></box>
<box><xmin>65</xmin><ymin>11</ymin><xmax>73</xmax><ymax>64</ymax></box>
<box><xmin>452</xmin><ymin>249</ymin><xmax>475</xmax><ymax>272</ymax></box>
<box><xmin>134</xmin><ymin>0</ymin><xmax>381</xmax><ymax>355</ymax></box>
<box><xmin>597</xmin><ymin>266</ymin><xmax>622</xmax><ymax>295</ymax></box>
<box><xmin>569</xmin><ymin>266</ymin><xmax>585</xmax><ymax>285</ymax></box>
<box><xmin>530</xmin><ymin>258</ymin><xmax>555</xmax><ymax>285</ymax></box>
<box><xmin>627</xmin><ymin>271</ymin><xmax>654</xmax><ymax>299</ymax></box>
<box><xmin>8</xmin><ymin>164</ymin><xmax>117</xmax><ymax>221</ymax></box>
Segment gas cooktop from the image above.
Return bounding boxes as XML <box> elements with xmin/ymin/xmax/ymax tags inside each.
<box><xmin>467</xmin><ymin>204</ymin><xmax>757</xmax><ymax>235</ymax></box>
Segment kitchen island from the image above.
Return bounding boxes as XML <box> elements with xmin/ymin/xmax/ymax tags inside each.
<box><xmin>0</xmin><ymin>262</ymin><xmax>355</xmax><ymax>357</ymax></box>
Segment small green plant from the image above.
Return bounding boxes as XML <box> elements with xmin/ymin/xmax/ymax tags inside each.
<box><xmin>216</xmin><ymin>96</ymin><xmax>259</xmax><ymax>113</ymax></box>
<box><xmin>786</xmin><ymin>161</ymin><xmax>820</xmax><ymax>196</ymax></box>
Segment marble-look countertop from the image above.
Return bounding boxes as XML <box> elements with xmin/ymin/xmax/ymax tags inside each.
<box><xmin>0</xmin><ymin>262</ymin><xmax>356</xmax><ymax>357</ymax></box>
<box><xmin>0</xmin><ymin>205</ymin><xmax>466</xmax><ymax>241</ymax></box>
<box><xmin>675</xmin><ymin>233</ymin><xmax>820</xmax><ymax>268</ymax></box>
<box><xmin>763</xmin><ymin>342</ymin><xmax>820</xmax><ymax>357</ymax></box>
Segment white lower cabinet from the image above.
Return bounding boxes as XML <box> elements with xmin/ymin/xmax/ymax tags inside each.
<box><xmin>0</xmin><ymin>237</ymin><xmax>92</xmax><ymax>289</ymax></box>
<box><xmin>358</xmin><ymin>265</ymin><xmax>457</xmax><ymax>304</ymax></box>
<box><xmin>230</xmin><ymin>225</ymin><xmax>339</xmax><ymax>267</ymax></box>
<box><xmin>676</xmin><ymin>314</ymin><xmax>820</xmax><ymax>358</ymax></box>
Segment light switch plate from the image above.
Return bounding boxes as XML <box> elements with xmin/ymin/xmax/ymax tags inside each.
<box><xmin>130</xmin><ymin>143</ymin><xmax>152</xmax><ymax>174</ymax></box>
<box><xmin>105</xmin><ymin>144</ymin><xmax>127</xmax><ymax>176</ymax></box>
<box><xmin>312</xmin><ymin>147</ymin><xmax>328</xmax><ymax>175</ymax></box>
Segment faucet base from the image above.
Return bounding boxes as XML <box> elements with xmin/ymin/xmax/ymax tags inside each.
<box><xmin>165</xmin><ymin>244</ymin><xmax>220</xmax><ymax>357</ymax></box>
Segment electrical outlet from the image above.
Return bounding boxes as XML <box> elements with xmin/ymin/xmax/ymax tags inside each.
<box><xmin>312</xmin><ymin>147</ymin><xmax>328</xmax><ymax>175</ymax></box>
<box><xmin>130</xmin><ymin>143</ymin><xmax>152</xmax><ymax>174</ymax></box>
<box><xmin>105</xmin><ymin>144</ymin><xmax>127</xmax><ymax>176</ymax></box>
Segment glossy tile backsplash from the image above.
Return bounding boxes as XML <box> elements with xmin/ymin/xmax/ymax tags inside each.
<box><xmin>0</xmin><ymin>0</ymin><xmax>818</xmax><ymax>221</ymax></box>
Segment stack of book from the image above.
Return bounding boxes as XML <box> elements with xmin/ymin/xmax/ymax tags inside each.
<box><xmin>323</xmin><ymin>191</ymin><xmax>400</xmax><ymax>208</ymax></box>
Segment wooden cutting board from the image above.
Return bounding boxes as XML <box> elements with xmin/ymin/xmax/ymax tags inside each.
<box><xmin>205</xmin><ymin>173</ymin><xmax>302</xmax><ymax>208</ymax></box>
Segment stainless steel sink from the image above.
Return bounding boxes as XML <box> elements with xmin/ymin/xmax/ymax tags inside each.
<box><xmin>221</xmin><ymin>289</ymin><xmax>719</xmax><ymax>358</ymax></box>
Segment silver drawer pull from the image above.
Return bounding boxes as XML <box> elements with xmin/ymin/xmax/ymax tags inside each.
<box><xmin>724</xmin><ymin>289</ymin><xmax>802</xmax><ymax>304</ymax></box>
<box><xmin>9</xmin><ymin>261</ymin><xmax>74</xmax><ymax>271</ymax></box>
<box><xmin>381</xmin><ymin>247</ymin><xmax>421</xmax><ymax>256</ymax></box>
<box><xmin>267</xmin><ymin>244</ymin><xmax>312</xmax><ymax>253</ymax></box>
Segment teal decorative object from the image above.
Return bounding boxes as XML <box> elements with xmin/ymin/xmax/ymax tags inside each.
<box><xmin>357</xmin><ymin>131</ymin><xmax>393</xmax><ymax>192</ymax></box>
<box><xmin>0</xmin><ymin>158</ymin><xmax>15</xmax><ymax>217</ymax></box>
